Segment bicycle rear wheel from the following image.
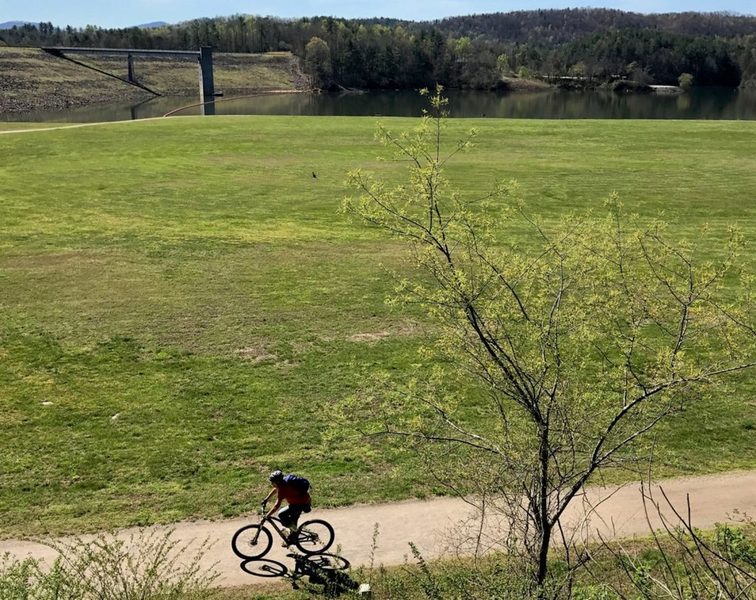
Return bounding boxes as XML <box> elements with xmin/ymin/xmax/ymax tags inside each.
<box><xmin>294</xmin><ymin>519</ymin><xmax>335</xmax><ymax>554</ymax></box>
<box><xmin>306</xmin><ymin>553</ymin><xmax>350</xmax><ymax>571</ymax></box>
<box><xmin>231</xmin><ymin>524</ymin><xmax>273</xmax><ymax>560</ymax></box>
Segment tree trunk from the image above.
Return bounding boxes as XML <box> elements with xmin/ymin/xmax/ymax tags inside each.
<box><xmin>536</xmin><ymin>421</ymin><xmax>551</xmax><ymax>597</ymax></box>
<box><xmin>536</xmin><ymin>523</ymin><xmax>552</xmax><ymax>598</ymax></box>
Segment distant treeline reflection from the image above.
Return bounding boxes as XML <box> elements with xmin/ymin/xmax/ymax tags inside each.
<box><xmin>5</xmin><ymin>89</ymin><xmax>756</xmax><ymax>124</ymax></box>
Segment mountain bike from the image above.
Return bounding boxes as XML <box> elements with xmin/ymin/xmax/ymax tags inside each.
<box><xmin>231</xmin><ymin>505</ymin><xmax>335</xmax><ymax>560</ymax></box>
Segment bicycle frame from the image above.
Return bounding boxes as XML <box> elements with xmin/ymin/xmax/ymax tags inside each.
<box><xmin>252</xmin><ymin>513</ymin><xmax>288</xmax><ymax>545</ymax></box>
<box><xmin>232</xmin><ymin>506</ymin><xmax>334</xmax><ymax>563</ymax></box>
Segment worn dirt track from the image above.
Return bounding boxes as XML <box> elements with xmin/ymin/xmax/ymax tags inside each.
<box><xmin>1</xmin><ymin>470</ymin><xmax>754</xmax><ymax>588</ymax></box>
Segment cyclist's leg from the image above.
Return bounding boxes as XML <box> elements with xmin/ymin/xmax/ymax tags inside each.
<box><xmin>293</xmin><ymin>504</ymin><xmax>309</xmax><ymax>527</ymax></box>
<box><xmin>278</xmin><ymin>506</ymin><xmax>296</xmax><ymax>528</ymax></box>
<box><xmin>281</xmin><ymin>505</ymin><xmax>307</xmax><ymax>527</ymax></box>
<box><xmin>279</xmin><ymin>505</ymin><xmax>305</xmax><ymax>544</ymax></box>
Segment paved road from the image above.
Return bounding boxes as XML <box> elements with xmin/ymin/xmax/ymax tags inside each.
<box><xmin>2</xmin><ymin>470</ymin><xmax>754</xmax><ymax>588</ymax></box>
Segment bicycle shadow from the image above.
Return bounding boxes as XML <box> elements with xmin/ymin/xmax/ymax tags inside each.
<box><xmin>240</xmin><ymin>551</ymin><xmax>359</xmax><ymax>596</ymax></box>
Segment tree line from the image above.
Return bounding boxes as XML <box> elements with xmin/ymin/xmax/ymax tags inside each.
<box><xmin>2</xmin><ymin>9</ymin><xmax>754</xmax><ymax>89</ymax></box>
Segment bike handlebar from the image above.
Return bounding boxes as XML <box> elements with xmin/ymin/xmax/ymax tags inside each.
<box><xmin>258</xmin><ymin>502</ymin><xmax>281</xmax><ymax>523</ymax></box>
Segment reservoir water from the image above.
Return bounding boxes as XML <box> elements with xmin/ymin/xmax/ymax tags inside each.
<box><xmin>3</xmin><ymin>88</ymin><xmax>756</xmax><ymax>123</ymax></box>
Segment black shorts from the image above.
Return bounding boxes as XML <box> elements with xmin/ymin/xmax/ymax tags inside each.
<box><xmin>278</xmin><ymin>503</ymin><xmax>311</xmax><ymax>527</ymax></box>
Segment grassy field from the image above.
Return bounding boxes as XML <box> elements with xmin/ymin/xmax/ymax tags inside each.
<box><xmin>0</xmin><ymin>47</ymin><xmax>302</xmax><ymax>114</ymax></box>
<box><xmin>0</xmin><ymin>116</ymin><xmax>754</xmax><ymax>537</ymax></box>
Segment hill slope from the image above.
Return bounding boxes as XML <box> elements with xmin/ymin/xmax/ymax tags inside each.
<box><xmin>0</xmin><ymin>117</ymin><xmax>754</xmax><ymax>536</ymax></box>
<box><xmin>0</xmin><ymin>47</ymin><xmax>306</xmax><ymax>113</ymax></box>
<box><xmin>427</xmin><ymin>9</ymin><xmax>756</xmax><ymax>43</ymax></box>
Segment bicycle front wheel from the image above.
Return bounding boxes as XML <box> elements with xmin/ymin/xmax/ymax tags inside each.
<box><xmin>231</xmin><ymin>524</ymin><xmax>273</xmax><ymax>559</ymax></box>
<box><xmin>294</xmin><ymin>519</ymin><xmax>335</xmax><ymax>554</ymax></box>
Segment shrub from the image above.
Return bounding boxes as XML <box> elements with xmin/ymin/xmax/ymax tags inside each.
<box><xmin>678</xmin><ymin>72</ymin><xmax>694</xmax><ymax>89</ymax></box>
<box><xmin>572</xmin><ymin>585</ymin><xmax>619</xmax><ymax>600</ymax></box>
<box><xmin>0</xmin><ymin>530</ymin><xmax>218</xmax><ymax>600</ymax></box>
<box><xmin>590</xmin><ymin>490</ymin><xmax>756</xmax><ymax>599</ymax></box>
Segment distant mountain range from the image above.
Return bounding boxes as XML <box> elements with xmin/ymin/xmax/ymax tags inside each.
<box><xmin>135</xmin><ymin>21</ymin><xmax>168</xmax><ymax>29</ymax></box>
<box><xmin>0</xmin><ymin>21</ymin><xmax>31</xmax><ymax>29</ymax></box>
<box><xmin>0</xmin><ymin>20</ymin><xmax>169</xmax><ymax>30</ymax></box>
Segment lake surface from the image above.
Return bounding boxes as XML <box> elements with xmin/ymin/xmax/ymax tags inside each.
<box><xmin>3</xmin><ymin>88</ymin><xmax>756</xmax><ymax>122</ymax></box>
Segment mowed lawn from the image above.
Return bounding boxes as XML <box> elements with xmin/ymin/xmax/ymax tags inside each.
<box><xmin>0</xmin><ymin>116</ymin><xmax>754</xmax><ymax>537</ymax></box>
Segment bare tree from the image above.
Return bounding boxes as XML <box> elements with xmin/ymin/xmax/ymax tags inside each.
<box><xmin>342</xmin><ymin>87</ymin><xmax>755</xmax><ymax>596</ymax></box>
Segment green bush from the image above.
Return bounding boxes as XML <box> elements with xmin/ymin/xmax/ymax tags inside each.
<box><xmin>715</xmin><ymin>522</ymin><xmax>756</xmax><ymax>567</ymax></box>
<box><xmin>0</xmin><ymin>555</ymin><xmax>78</xmax><ymax>600</ymax></box>
<box><xmin>0</xmin><ymin>531</ymin><xmax>218</xmax><ymax>600</ymax></box>
<box><xmin>361</xmin><ymin>547</ymin><xmax>574</xmax><ymax>600</ymax></box>
<box><xmin>678</xmin><ymin>72</ymin><xmax>694</xmax><ymax>89</ymax></box>
<box><xmin>573</xmin><ymin>585</ymin><xmax>619</xmax><ymax>600</ymax></box>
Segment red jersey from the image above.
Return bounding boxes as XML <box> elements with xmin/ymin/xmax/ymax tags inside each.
<box><xmin>277</xmin><ymin>482</ymin><xmax>311</xmax><ymax>506</ymax></box>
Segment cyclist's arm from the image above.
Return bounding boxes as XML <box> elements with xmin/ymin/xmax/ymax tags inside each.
<box><xmin>262</xmin><ymin>488</ymin><xmax>276</xmax><ymax>504</ymax></box>
<box><xmin>263</xmin><ymin>486</ymin><xmax>282</xmax><ymax>518</ymax></box>
<box><xmin>265</xmin><ymin>496</ymin><xmax>282</xmax><ymax>518</ymax></box>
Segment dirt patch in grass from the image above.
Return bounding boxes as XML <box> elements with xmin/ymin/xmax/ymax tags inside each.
<box><xmin>348</xmin><ymin>331</ymin><xmax>393</xmax><ymax>343</ymax></box>
<box><xmin>236</xmin><ymin>345</ymin><xmax>277</xmax><ymax>363</ymax></box>
<box><xmin>347</xmin><ymin>323</ymin><xmax>423</xmax><ymax>344</ymax></box>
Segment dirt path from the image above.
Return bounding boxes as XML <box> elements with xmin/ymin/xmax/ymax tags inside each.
<box><xmin>2</xmin><ymin>470</ymin><xmax>754</xmax><ymax>588</ymax></box>
<box><xmin>0</xmin><ymin>118</ymin><xmax>167</xmax><ymax>135</ymax></box>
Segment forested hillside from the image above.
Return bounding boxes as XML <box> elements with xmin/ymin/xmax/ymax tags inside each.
<box><xmin>430</xmin><ymin>10</ymin><xmax>756</xmax><ymax>43</ymax></box>
<box><xmin>2</xmin><ymin>9</ymin><xmax>754</xmax><ymax>89</ymax></box>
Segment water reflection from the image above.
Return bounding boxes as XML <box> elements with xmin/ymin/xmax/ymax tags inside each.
<box><xmin>3</xmin><ymin>88</ymin><xmax>755</xmax><ymax>122</ymax></box>
<box><xmin>1</xmin><ymin>96</ymin><xmax>196</xmax><ymax>123</ymax></box>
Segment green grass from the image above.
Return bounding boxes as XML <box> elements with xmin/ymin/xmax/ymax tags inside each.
<box><xmin>0</xmin><ymin>116</ymin><xmax>754</xmax><ymax>537</ymax></box>
<box><xmin>214</xmin><ymin>584</ymin><xmax>300</xmax><ymax>600</ymax></box>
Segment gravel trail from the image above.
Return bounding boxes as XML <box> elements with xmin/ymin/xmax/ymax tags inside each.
<box><xmin>1</xmin><ymin>470</ymin><xmax>754</xmax><ymax>588</ymax></box>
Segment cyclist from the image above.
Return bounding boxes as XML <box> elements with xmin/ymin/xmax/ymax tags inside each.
<box><xmin>263</xmin><ymin>470</ymin><xmax>312</xmax><ymax>546</ymax></box>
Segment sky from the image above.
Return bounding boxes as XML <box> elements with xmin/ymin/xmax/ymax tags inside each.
<box><xmin>1</xmin><ymin>0</ymin><xmax>754</xmax><ymax>28</ymax></box>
